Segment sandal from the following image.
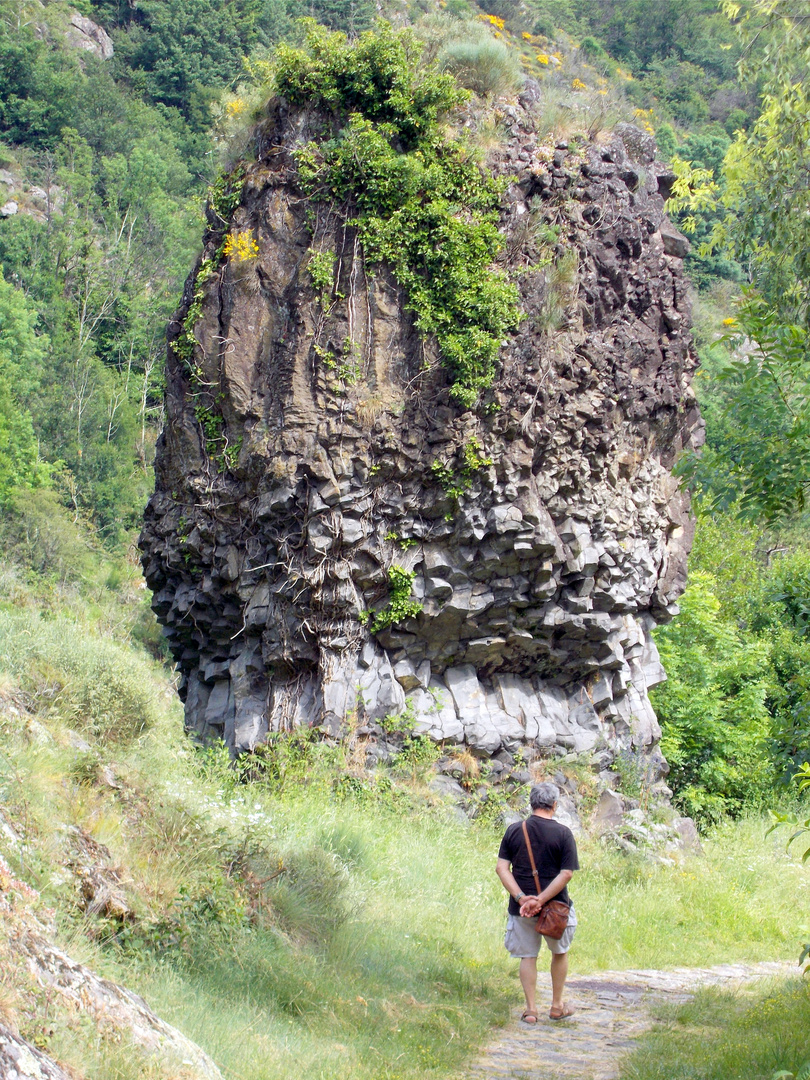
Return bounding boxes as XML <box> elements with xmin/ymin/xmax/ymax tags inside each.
<box><xmin>520</xmin><ymin>1009</ymin><xmax>539</xmax><ymax>1024</ymax></box>
<box><xmin>549</xmin><ymin>1005</ymin><xmax>575</xmax><ymax>1020</ymax></box>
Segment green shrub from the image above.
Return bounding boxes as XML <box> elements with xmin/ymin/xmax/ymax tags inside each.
<box><xmin>0</xmin><ymin>488</ymin><xmax>96</xmax><ymax>583</ymax></box>
<box><xmin>0</xmin><ymin>612</ymin><xmax>160</xmax><ymax>740</ymax></box>
<box><xmin>579</xmin><ymin>35</ymin><xmax>608</xmax><ymax>61</ymax></box>
<box><xmin>652</xmin><ymin>570</ymin><xmax>777</xmax><ymax>826</ymax></box>
<box><xmin>272</xmin><ymin>20</ymin><xmax>521</xmax><ymax>408</ymax></box>
<box><xmin>438</xmin><ymin>37</ymin><xmax>523</xmax><ymax>97</ymax></box>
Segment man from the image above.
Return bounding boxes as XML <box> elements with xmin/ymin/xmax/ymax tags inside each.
<box><xmin>496</xmin><ymin>781</ymin><xmax>579</xmax><ymax>1023</ymax></box>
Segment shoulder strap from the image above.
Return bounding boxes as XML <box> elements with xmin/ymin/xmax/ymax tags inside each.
<box><xmin>522</xmin><ymin>819</ymin><xmax>541</xmax><ymax>895</ymax></box>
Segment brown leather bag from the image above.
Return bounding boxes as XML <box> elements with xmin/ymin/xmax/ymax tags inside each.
<box><xmin>521</xmin><ymin>820</ymin><xmax>570</xmax><ymax>940</ymax></box>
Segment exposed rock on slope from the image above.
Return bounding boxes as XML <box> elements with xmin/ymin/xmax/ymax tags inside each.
<box><xmin>0</xmin><ymin>853</ymin><xmax>222</xmax><ymax>1080</ymax></box>
<box><xmin>35</xmin><ymin>3</ymin><xmax>114</xmax><ymax>61</ymax></box>
<box><xmin>140</xmin><ymin>97</ymin><xmax>701</xmax><ymax>780</ymax></box>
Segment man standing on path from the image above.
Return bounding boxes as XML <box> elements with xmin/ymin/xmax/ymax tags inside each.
<box><xmin>496</xmin><ymin>781</ymin><xmax>579</xmax><ymax>1023</ymax></box>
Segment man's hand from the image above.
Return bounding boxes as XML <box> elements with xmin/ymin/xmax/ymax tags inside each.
<box><xmin>520</xmin><ymin>896</ymin><xmax>542</xmax><ymax>917</ymax></box>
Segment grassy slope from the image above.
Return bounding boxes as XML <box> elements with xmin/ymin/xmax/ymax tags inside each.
<box><xmin>620</xmin><ymin>978</ymin><xmax>810</xmax><ymax>1080</ymax></box>
<box><xmin>0</xmin><ymin>589</ymin><xmax>807</xmax><ymax>1080</ymax></box>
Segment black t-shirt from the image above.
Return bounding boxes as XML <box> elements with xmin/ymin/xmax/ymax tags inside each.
<box><xmin>498</xmin><ymin>815</ymin><xmax>579</xmax><ymax>916</ymax></box>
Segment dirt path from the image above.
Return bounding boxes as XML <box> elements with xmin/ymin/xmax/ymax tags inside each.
<box><xmin>467</xmin><ymin>961</ymin><xmax>792</xmax><ymax>1080</ymax></box>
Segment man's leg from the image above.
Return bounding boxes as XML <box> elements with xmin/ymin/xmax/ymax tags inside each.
<box><xmin>519</xmin><ymin>956</ymin><xmax>538</xmax><ymax>1015</ymax></box>
<box><xmin>549</xmin><ymin>950</ymin><xmax>568</xmax><ymax>1010</ymax></box>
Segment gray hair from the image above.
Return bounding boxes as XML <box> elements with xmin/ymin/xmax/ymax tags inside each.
<box><xmin>529</xmin><ymin>781</ymin><xmax>559</xmax><ymax>810</ymax></box>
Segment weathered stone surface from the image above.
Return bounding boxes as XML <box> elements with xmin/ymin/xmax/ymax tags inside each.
<box><xmin>16</xmin><ymin>931</ymin><xmax>223</xmax><ymax>1079</ymax></box>
<box><xmin>660</xmin><ymin>221</ymin><xmax>691</xmax><ymax>259</ymax></box>
<box><xmin>0</xmin><ymin>1024</ymin><xmax>74</xmax><ymax>1080</ymax></box>
<box><xmin>65</xmin><ymin>12</ymin><xmax>114</xmax><ymax>59</ymax></box>
<box><xmin>0</xmin><ymin>854</ymin><xmax>221</xmax><ymax>1080</ymax></box>
<box><xmin>675</xmin><ymin>815</ymin><xmax>703</xmax><ymax>853</ymax></box>
<box><xmin>140</xmin><ymin>100</ymin><xmax>701</xmax><ymax>782</ymax></box>
<box><xmin>591</xmin><ymin>788</ymin><xmax>625</xmax><ymax>834</ymax></box>
<box><xmin>34</xmin><ymin>7</ymin><xmax>114</xmax><ymax>61</ymax></box>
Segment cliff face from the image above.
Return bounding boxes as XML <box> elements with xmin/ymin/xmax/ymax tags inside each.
<box><xmin>139</xmin><ymin>97</ymin><xmax>702</xmax><ymax>780</ymax></box>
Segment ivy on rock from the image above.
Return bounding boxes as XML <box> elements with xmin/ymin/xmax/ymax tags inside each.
<box><xmin>274</xmin><ymin>20</ymin><xmax>521</xmax><ymax>409</ymax></box>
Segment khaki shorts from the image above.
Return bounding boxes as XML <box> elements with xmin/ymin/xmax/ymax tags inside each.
<box><xmin>504</xmin><ymin>904</ymin><xmax>577</xmax><ymax>957</ymax></box>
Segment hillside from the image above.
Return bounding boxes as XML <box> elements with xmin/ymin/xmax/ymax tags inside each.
<box><xmin>1</xmin><ymin>2</ymin><xmax>810</xmax><ymax>1078</ymax></box>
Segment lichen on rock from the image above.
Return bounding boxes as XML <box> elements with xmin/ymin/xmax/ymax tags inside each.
<box><xmin>140</xmin><ymin>30</ymin><xmax>702</xmax><ymax>787</ymax></box>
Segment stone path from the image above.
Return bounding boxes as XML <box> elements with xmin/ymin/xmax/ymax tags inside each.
<box><xmin>467</xmin><ymin>961</ymin><xmax>792</xmax><ymax>1080</ymax></box>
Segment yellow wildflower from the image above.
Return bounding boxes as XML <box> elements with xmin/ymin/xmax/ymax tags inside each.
<box><xmin>522</xmin><ymin>31</ymin><xmax>533</xmax><ymax>40</ymax></box>
<box><xmin>224</xmin><ymin>229</ymin><xmax>259</xmax><ymax>262</ymax></box>
<box><xmin>536</xmin><ymin>53</ymin><xmax>549</xmax><ymax>64</ymax></box>
<box><xmin>226</xmin><ymin>99</ymin><xmax>246</xmax><ymax>118</ymax></box>
<box><xmin>722</xmin><ymin>318</ymin><xmax>736</xmax><ymax>326</ymax></box>
<box><xmin>572</xmin><ymin>78</ymin><xmax>587</xmax><ymax>91</ymax></box>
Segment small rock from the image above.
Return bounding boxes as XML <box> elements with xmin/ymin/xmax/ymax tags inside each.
<box><xmin>429</xmin><ymin>775</ymin><xmax>466</xmax><ymax>800</ymax></box>
<box><xmin>660</xmin><ymin>221</ymin><xmax>691</xmax><ymax>258</ymax></box>
<box><xmin>1</xmin><ymin>200</ymin><xmax>18</xmax><ymax>216</ymax></box>
<box><xmin>591</xmin><ymin>788</ymin><xmax>625</xmax><ymax>833</ymax></box>
<box><xmin>674</xmin><ymin>816</ymin><xmax>702</xmax><ymax>854</ymax></box>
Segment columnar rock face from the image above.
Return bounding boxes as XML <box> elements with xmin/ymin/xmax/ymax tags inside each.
<box><xmin>140</xmin><ymin>99</ymin><xmax>702</xmax><ymax>778</ymax></box>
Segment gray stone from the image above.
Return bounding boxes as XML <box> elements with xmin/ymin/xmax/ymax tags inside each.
<box><xmin>429</xmin><ymin>775</ymin><xmax>466</xmax><ymax>800</ymax></box>
<box><xmin>591</xmin><ymin>788</ymin><xmax>625</xmax><ymax>833</ymax></box>
<box><xmin>674</xmin><ymin>816</ymin><xmax>702</xmax><ymax>853</ymax></box>
<box><xmin>660</xmin><ymin>221</ymin><xmax>691</xmax><ymax>259</ymax></box>
<box><xmin>139</xmin><ymin>93</ymin><xmax>701</xmax><ymax>796</ymax></box>
<box><xmin>0</xmin><ymin>200</ymin><xmax>17</xmax><ymax>217</ymax></box>
<box><xmin>65</xmin><ymin>12</ymin><xmax>114</xmax><ymax>59</ymax></box>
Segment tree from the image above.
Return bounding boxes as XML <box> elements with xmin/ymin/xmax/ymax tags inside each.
<box><xmin>0</xmin><ymin>272</ymin><xmax>49</xmax><ymax>500</ymax></box>
<box><xmin>303</xmin><ymin>0</ymin><xmax>375</xmax><ymax>37</ymax></box>
<box><xmin>689</xmin><ymin>1</ymin><xmax>810</xmax><ymax>522</ymax></box>
<box><xmin>718</xmin><ymin>0</ymin><xmax>810</xmax><ymax>324</ymax></box>
<box><xmin>113</xmin><ymin>0</ymin><xmax>262</xmax><ymax>122</ymax></box>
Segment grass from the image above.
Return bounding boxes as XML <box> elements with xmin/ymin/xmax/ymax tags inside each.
<box><xmin>572</xmin><ymin>815</ymin><xmax>808</xmax><ymax>972</ymax></box>
<box><xmin>620</xmin><ymin>978</ymin><xmax>810</xmax><ymax>1080</ymax></box>
<box><xmin>0</xmin><ymin>605</ymin><xmax>808</xmax><ymax>1079</ymax></box>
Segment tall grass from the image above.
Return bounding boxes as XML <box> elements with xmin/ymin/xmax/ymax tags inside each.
<box><xmin>620</xmin><ymin>978</ymin><xmax>810</xmax><ymax>1080</ymax></box>
<box><xmin>0</xmin><ymin>611</ymin><xmax>162</xmax><ymax>740</ymax></box>
<box><xmin>439</xmin><ymin>38</ymin><xmax>523</xmax><ymax>97</ymax></box>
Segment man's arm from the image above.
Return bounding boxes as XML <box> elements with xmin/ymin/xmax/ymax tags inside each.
<box><xmin>519</xmin><ymin>869</ymin><xmax>574</xmax><ymax>916</ymax></box>
<box><xmin>496</xmin><ymin>857</ymin><xmax>529</xmax><ymax>904</ymax></box>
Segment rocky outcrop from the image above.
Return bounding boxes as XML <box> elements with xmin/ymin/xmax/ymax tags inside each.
<box><xmin>0</xmin><ymin>853</ymin><xmax>222</xmax><ymax>1080</ymax></box>
<box><xmin>64</xmin><ymin>10</ymin><xmax>114</xmax><ymax>60</ymax></box>
<box><xmin>140</xmin><ymin>98</ymin><xmax>702</xmax><ymax>782</ymax></box>
<box><xmin>35</xmin><ymin>4</ymin><xmax>114</xmax><ymax>61</ymax></box>
<box><xmin>0</xmin><ymin>1024</ymin><xmax>74</xmax><ymax>1080</ymax></box>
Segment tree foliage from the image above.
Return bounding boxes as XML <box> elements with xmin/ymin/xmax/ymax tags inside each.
<box><xmin>681</xmin><ymin>1</ymin><xmax>810</xmax><ymax>523</ymax></box>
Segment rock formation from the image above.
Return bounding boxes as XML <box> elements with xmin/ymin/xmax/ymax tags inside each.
<box><xmin>0</xmin><ymin>852</ymin><xmax>222</xmax><ymax>1080</ymax></box>
<box><xmin>35</xmin><ymin>4</ymin><xmax>115</xmax><ymax>62</ymax></box>
<box><xmin>140</xmin><ymin>92</ymin><xmax>702</xmax><ymax>784</ymax></box>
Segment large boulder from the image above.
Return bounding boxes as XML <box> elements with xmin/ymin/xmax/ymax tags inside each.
<box><xmin>140</xmin><ymin>99</ymin><xmax>701</xmax><ymax>779</ymax></box>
